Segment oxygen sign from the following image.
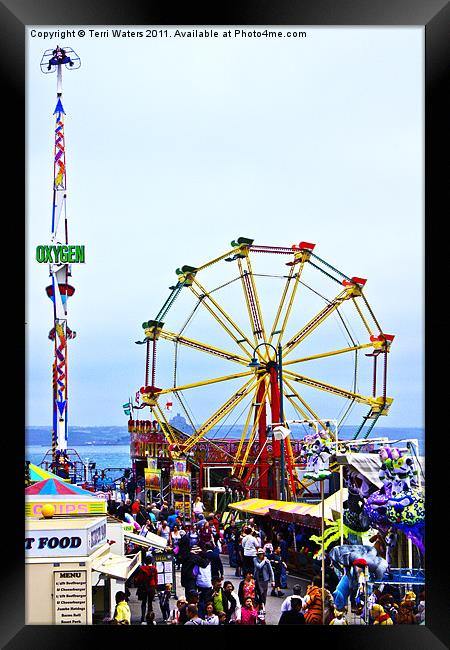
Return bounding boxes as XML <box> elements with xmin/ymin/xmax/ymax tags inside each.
<box><xmin>36</xmin><ymin>244</ymin><xmax>85</xmax><ymax>263</ymax></box>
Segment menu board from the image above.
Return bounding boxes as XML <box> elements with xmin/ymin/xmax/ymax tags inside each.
<box><xmin>53</xmin><ymin>570</ymin><xmax>88</xmax><ymax>624</ymax></box>
<box><xmin>153</xmin><ymin>551</ymin><xmax>175</xmax><ymax>595</ymax></box>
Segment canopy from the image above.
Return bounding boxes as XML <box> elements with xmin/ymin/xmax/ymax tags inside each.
<box><xmin>268</xmin><ymin>489</ymin><xmax>348</xmax><ymax>529</ymax></box>
<box><xmin>124</xmin><ymin>530</ymin><xmax>168</xmax><ymax>551</ymax></box>
<box><xmin>92</xmin><ymin>550</ymin><xmax>141</xmax><ymax>580</ymax></box>
<box><xmin>228</xmin><ymin>498</ymin><xmax>284</xmax><ymax>516</ymax></box>
<box><xmin>25</xmin><ymin>478</ymin><xmax>100</xmax><ymax>498</ymax></box>
<box><xmin>229</xmin><ymin>489</ymin><xmax>348</xmax><ymax>529</ymax></box>
<box><xmin>338</xmin><ymin>452</ymin><xmax>383</xmax><ymax>488</ymax></box>
<box><xmin>27</xmin><ymin>463</ymin><xmax>68</xmax><ymax>483</ymax></box>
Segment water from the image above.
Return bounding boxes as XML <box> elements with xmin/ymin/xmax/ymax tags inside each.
<box><xmin>26</xmin><ymin>444</ymin><xmax>132</xmax><ymax>471</ymax></box>
<box><xmin>26</xmin><ymin>425</ymin><xmax>424</xmax><ymax>471</ymax></box>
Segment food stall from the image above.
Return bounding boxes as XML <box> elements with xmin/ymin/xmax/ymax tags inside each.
<box><xmin>25</xmin><ymin>515</ymin><xmax>140</xmax><ymax>624</ymax></box>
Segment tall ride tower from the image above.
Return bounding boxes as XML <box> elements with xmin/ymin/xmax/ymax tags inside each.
<box><xmin>40</xmin><ymin>46</ymin><xmax>81</xmax><ymax>462</ymax></box>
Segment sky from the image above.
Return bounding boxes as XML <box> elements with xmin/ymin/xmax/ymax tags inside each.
<box><xmin>26</xmin><ymin>26</ymin><xmax>424</xmax><ymax>430</ymax></box>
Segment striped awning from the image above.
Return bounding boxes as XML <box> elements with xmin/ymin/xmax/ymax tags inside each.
<box><xmin>268</xmin><ymin>489</ymin><xmax>348</xmax><ymax>529</ymax></box>
<box><xmin>28</xmin><ymin>463</ymin><xmax>69</xmax><ymax>483</ymax></box>
<box><xmin>229</xmin><ymin>489</ymin><xmax>348</xmax><ymax>529</ymax></box>
<box><xmin>228</xmin><ymin>498</ymin><xmax>288</xmax><ymax>516</ymax></box>
<box><xmin>25</xmin><ymin>477</ymin><xmax>101</xmax><ymax>497</ymax></box>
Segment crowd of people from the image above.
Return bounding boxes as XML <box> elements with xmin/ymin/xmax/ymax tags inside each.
<box><xmin>106</xmin><ymin>490</ymin><xmax>425</xmax><ymax>626</ymax></box>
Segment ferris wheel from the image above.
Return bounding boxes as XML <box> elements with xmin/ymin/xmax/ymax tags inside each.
<box><xmin>134</xmin><ymin>237</ymin><xmax>394</xmax><ymax>499</ymax></box>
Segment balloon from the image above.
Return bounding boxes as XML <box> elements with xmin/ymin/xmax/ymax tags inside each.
<box><xmin>41</xmin><ymin>503</ymin><xmax>55</xmax><ymax>518</ymax></box>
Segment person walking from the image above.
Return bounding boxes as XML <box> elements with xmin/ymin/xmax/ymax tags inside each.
<box><xmin>170</xmin><ymin>525</ymin><xmax>183</xmax><ymax>569</ymax></box>
<box><xmin>241</xmin><ymin>526</ymin><xmax>260</xmax><ymax>576</ymax></box>
<box><xmin>280</xmin><ymin>585</ymin><xmax>304</xmax><ymax>613</ymax></box>
<box><xmin>168</xmin><ymin>597</ymin><xmax>188</xmax><ymax>625</ymax></box>
<box><xmin>134</xmin><ymin>555</ymin><xmax>158</xmax><ymax>624</ymax></box>
<box><xmin>185</xmin><ymin>604</ymin><xmax>206</xmax><ymax>625</ymax></box>
<box><xmin>236</xmin><ymin>597</ymin><xmax>258</xmax><ymax>625</ymax></box>
<box><xmin>238</xmin><ymin>571</ymin><xmax>262</xmax><ymax>607</ymax></box>
<box><xmin>179</xmin><ymin>536</ymin><xmax>210</xmax><ymax>599</ymax></box>
<box><xmin>157</xmin><ymin>583</ymin><xmax>172</xmax><ymax>622</ymax></box>
<box><xmin>157</xmin><ymin>520</ymin><xmax>171</xmax><ymax>543</ymax></box>
<box><xmin>193</xmin><ymin>496</ymin><xmax>205</xmax><ymax>520</ymax></box>
<box><xmin>206</xmin><ymin>542</ymin><xmax>224</xmax><ymax>581</ymax></box>
<box><xmin>268</xmin><ymin>546</ymin><xmax>286</xmax><ymax>597</ymax></box>
<box><xmin>195</xmin><ymin>547</ymin><xmax>213</xmax><ymax>619</ymax></box>
<box><xmin>222</xmin><ymin>580</ymin><xmax>240</xmax><ymax>623</ymax></box>
<box><xmin>204</xmin><ymin>601</ymin><xmax>219</xmax><ymax>625</ymax></box>
<box><xmin>253</xmin><ymin>548</ymin><xmax>275</xmax><ymax>607</ymax></box>
<box><xmin>278</xmin><ymin>596</ymin><xmax>305</xmax><ymax>625</ymax></box>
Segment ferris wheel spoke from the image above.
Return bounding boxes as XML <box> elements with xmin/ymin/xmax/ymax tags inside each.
<box><xmin>236</xmin><ymin>378</ymin><xmax>271</xmax><ymax>477</ymax></box>
<box><xmin>233</xmin><ymin>376</ymin><xmax>266</xmax><ymax>474</ymax></box>
<box><xmin>282</xmin><ymin>286</ymin><xmax>353</xmax><ymax>357</ymax></box>
<box><xmin>282</xmin><ymin>377</ymin><xmax>329</xmax><ymax>429</ymax></box>
<box><xmin>237</xmin><ymin>254</ymin><xmax>267</xmax><ymax>347</ymax></box>
<box><xmin>190</xmin><ymin>281</ymin><xmax>254</xmax><ymax>357</ymax></box>
<box><xmin>282</xmin><ymin>342</ymin><xmax>372</xmax><ymax>367</ymax></box>
<box><xmin>181</xmin><ymin>376</ymin><xmax>259</xmax><ymax>453</ymax></box>
<box><xmin>269</xmin><ymin>258</ymin><xmax>308</xmax><ymax>349</ymax></box>
<box><xmin>152</xmin><ymin>403</ymin><xmax>180</xmax><ymax>446</ymax></box>
<box><xmin>283</xmin><ymin>368</ymin><xmax>374</xmax><ymax>406</ymax></box>
<box><xmin>158</xmin><ymin>370</ymin><xmax>254</xmax><ymax>396</ymax></box>
<box><xmin>158</xmin><ymin>328</ymin><xmax>250</xmax><ymax>366</ymax></box>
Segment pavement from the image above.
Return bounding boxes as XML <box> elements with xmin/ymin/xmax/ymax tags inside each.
<box><xmin>129</xmin><ymin>552</ymin><xmax>312</xmax><ymax>625</ymax></box>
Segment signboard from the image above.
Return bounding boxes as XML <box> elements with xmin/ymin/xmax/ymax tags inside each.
<box><xmin>26</xmin><ymin>519</ymin><xmax>107</xmax><ymax>558</ymax></box>
<box><xmin>144</xmin><ymin>467</ymin><xmax>161</xmax><ymax>490</ymax></box>
<box><xmin>26</xmin><ymin>500</ymin><xmax>107</xmax><ymax>517</ymax></box>
<box><xmin>170</xmin><ymin>466</ymin><xmax>191</xmax><ymax>495</ymax></box>
<box><xmin>153</xmin><ymin>550</ymin><xmax>176</xmax><ymax>596</ymax></box>
<box><xmin>36</xmin><ymin>244</ymin><xmax>86</xmax><ymax>264</ymax></box>
<box><xmin>53</xmin><ymin>570</ymin><xmax>88</xmax><ymax>624</ymax></box>
<box><xmin>174</xmin><ymin>500</ymin><xmax>191</xmax><ymax>519</ymax></box>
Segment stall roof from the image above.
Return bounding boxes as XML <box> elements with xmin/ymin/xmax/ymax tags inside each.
<box><xmin>336</xmin><ymin>452</ymin><xmax>425</xmax><ymax>488</ymax></box>
<box><xmin>124</xmin><ymin>530</ymin><xmax>168</xmax><ymax>550</ymax></box>
<box><xmin>28</xmin><ymin>463</ymin><xmax>69</xmax><ymax>483</ymax></box>
<box><xmin>92</xmin><ymin>550</ymin><xmax>141</xmax><ymax>580</ymax></box>
<box><xmin>228</xmin><ymin>498</ymin><xmax>284</xmax><ymax>516</ymax></box>
<box><xmin>268</xmin><ymin>489</ymin><xmax>348</xmax><ymax>529</ymax></box>
<box><xmin>25</xmin><ymin>478</ymin><xmax>102</xmax><ymax>498</ymax></box>
<box><xmin>229</xmin><ymin>490</ymin><xmax>348</xmax><ymax>528</ymax></box>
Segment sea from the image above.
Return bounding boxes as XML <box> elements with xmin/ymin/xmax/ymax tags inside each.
<box><xmin>26</xmin><ymin>425</ymin><xmax>424</xmax><ymax>471</ymax></box>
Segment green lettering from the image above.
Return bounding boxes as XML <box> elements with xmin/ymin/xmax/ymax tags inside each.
<box><xmin>75</xmin><ymin>245</ymin><xmax>85</xmax><ymax>263</ymax></box>
<box><xmin>60</xmin><ymin>245</ymin><xmax>69</xmax><ymax>263</ymax></box>
<box><xmin>52</xmin><ymin>246</ymin><xmax>60</xmax><ymax>263</ymax></box>
<box><xmin>43</xmin><ymin>246</ymin><xmax>52</xmax><ymax>263</ymax></box>
<box><xmin>36</xmin><ymin>245</ymin><xmax>45</xmax><ymax>262</ymax></box>
<box><xmin>68</xmin><ymin>245</ymin><xmax>76</xmax><ymax>262</ymax></box>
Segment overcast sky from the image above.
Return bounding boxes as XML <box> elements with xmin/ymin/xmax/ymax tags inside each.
<box><xmin>26</xmin><ymin>26</ymin><xmax>424</xmax><ymax>430</ymax></box>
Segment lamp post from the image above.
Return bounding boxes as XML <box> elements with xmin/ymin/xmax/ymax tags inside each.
<box><xmin>248</xmin><ymin>342</ymin><xmax>286</xmax><ymax>500</ymax></box>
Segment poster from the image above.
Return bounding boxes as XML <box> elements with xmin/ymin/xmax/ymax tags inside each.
<box><xmin>144</xmin><ymin>467</ymin><xmax>161</xmax><ymax>491</ymax></box>
<box><xmin>170</xmin><ymin>470</ymin><xmax>191</xmax><ymax>495</ymax></box>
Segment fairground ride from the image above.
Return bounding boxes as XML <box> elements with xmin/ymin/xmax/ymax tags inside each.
<box><xmin>130</xmin><ymin>238</ymin><xmax>394</xmax><ymax>500</ymax></box>
<box><xmin>36</xmin><ymin>46</ymin><xmax>87</xmax><ymax>481</ymax></box>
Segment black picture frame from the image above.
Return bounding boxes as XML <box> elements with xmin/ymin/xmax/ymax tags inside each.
<box><xmin>3</xmin><ymin>0</ymin><xmax>449</xmax><ymax>647</ymax></box>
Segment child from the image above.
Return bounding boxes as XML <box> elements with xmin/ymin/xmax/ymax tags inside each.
<box><xmin>158</xmin><ymin>584</ymin><xmax>172</xmax><ymax>622</ymax></box>
<box><xmin>113</xmin><ymin>591</ymin><xmax>131</xmax><ymax>625</ymax></box>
